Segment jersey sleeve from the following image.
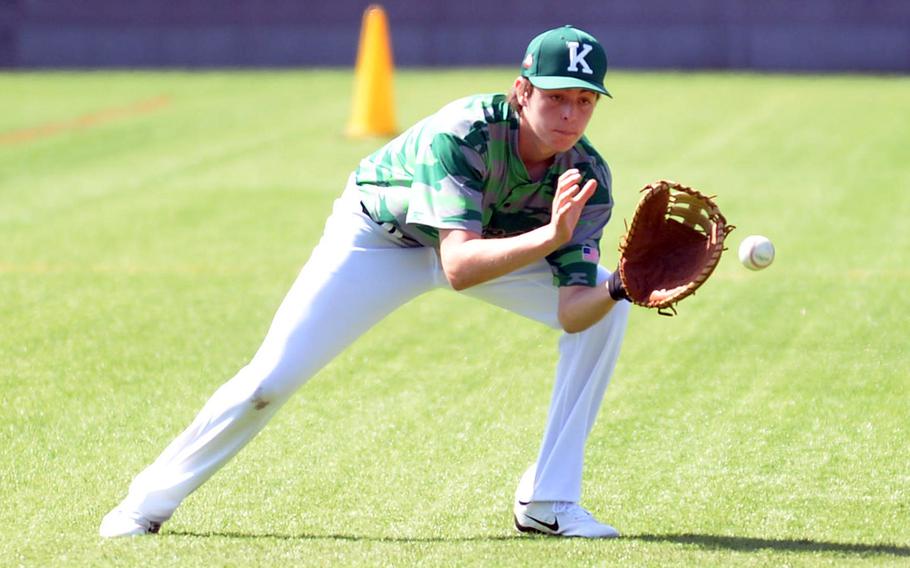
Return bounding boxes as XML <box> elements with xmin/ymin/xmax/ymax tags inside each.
<box><xmin>545</xmin><ymin>164</ymin><xmax>613</xmax><ymax>287</ymax></box>
<box><xmin>404</xmin><ymin>132</ymin><xmax>487</xmax><ymax>234</ymax></box>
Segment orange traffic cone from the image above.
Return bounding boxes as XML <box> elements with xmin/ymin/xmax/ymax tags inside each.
<box><xmin>347</xmin><ymin>5</ymin><xmax>397</xmax><ymax>138</ymax></box>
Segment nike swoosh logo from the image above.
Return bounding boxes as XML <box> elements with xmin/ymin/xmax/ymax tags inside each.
<box><xmin>518</xmin><ymin>500</ymin><xmax>531</xmax><ymax>506</ymax></box>
<box><xmin>526</xmin><ymin>514</ymin><xmax>559</xmax><ymax>532</ymax></box>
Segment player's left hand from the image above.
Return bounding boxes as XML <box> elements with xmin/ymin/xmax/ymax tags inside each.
<box><xmin>617</xmin><ymin>179</ymin><xmax>734</xmax><ymax>315</ymax></box>
<box><xmin>647</xmin><ymin>286</ymin><xmax>688</xmax><ymax>305</ymax></box>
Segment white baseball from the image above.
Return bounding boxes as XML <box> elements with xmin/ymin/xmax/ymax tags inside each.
<box><xmin>738</xmin><ymin>235</ymin><xmax>775</xmax><ymax>271</ymax></box>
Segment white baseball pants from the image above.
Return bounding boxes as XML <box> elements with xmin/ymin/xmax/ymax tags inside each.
<box><xmin>118</xmin><ymin>181</ymin><xmax>629</xmax><ymax>523</ymax></box>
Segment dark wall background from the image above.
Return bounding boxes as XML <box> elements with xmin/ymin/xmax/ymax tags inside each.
<box><xmin>1</xmin><ymin>0</ymin><xmax>909</xmax><ymax>71</ymax></box>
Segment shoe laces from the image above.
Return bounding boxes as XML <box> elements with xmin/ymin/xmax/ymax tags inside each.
<box><xmin>552</xmin><ymin>501</ymin><xmax>594</xmax><ymax>521</ymax></box>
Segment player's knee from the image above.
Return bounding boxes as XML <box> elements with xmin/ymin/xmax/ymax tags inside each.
<box><xmin>249</xmin><ymin>386</ymin><xmax>272</xmax><ymax>410</ymax></box>
<box><xmin>247</xmin><ymin>377</ymin><xmax>290</xmax><ymax>409</ymax></box>
<box><xmin>244</xmin><ymin>362</ymin><xmax>310</xmax><ymax>409</ymax></box>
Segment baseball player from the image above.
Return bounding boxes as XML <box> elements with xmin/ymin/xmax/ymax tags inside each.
<box><xmin>101</xmin><ymin>25</ymin><xmax>632</xmax><ymax>539</ymax></box>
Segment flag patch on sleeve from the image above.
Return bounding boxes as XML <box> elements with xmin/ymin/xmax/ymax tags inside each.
<box><xmin>582</xmin><ymin>245</ymin><xmax>600</xmax><ymax>263</ymax></box>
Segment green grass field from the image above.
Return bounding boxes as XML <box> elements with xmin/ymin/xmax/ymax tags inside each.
<box><xmin>2</xmin><ymin>69</ymin><xmax>908</xmax><ymax>566</ymax></box>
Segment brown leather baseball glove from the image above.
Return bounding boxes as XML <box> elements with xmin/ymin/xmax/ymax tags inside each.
<box><xmin>616</xmin><ymin>180</ymin><xmax>734</xmax><ymax>315</ymax></box>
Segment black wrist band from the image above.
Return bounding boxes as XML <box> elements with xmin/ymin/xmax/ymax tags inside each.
<box><xmin>607</xmin><ymin>270</ymin><xmax>629</xmax><ymax>302</ymax></box>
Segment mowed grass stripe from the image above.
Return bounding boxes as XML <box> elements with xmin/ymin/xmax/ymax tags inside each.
<box><xmin>0</xmin><ymin>95</ymin><xmax>172</xmax><ymax>145</ymax></box>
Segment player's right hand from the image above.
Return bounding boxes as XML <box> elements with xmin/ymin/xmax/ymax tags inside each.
<box><xmin>550</xmin><ymin>168</ymin><xmax>597</xmax><ymax>246</ymax></box>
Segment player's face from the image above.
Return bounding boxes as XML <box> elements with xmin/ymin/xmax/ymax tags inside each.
<box><xmin>519</xmin><ymin>86</ymin><xmax>598</xmax><ymax>156</ymax></box>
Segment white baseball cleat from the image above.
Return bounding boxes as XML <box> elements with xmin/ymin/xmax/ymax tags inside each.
<box><xmin>99</xmin><ymin>508</ymin><xmax>162</xmax><ymax>538</ymax></box>
<box><xmin>514</xmin><ymin>500</ymin><xmax>620</xmax><ymax>538</ymax></box>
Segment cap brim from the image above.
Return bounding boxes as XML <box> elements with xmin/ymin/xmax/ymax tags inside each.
<box><xmin>528</xmin><ymin>76</ymin><xmax>612</xmax><ymax>98</ymax></box>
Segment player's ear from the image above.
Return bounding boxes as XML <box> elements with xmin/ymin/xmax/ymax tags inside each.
<box><xmin>513</xmin><ymin>77</ymin><xmax>531</xmax><ymax>106</ymax></box>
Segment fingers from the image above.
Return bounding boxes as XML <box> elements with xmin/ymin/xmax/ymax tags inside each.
<box><xmin>555</xmin><ymin>168</ymin><xmax>582</xmax><ymax>196</ymax></box>
<box><xmin>551</xmin><ymin>170</ymin><xmax>599</xmax><ymax>244</ymax></box>
<box><xmin>556</xmin><ymin>169</ymin><xmax>597</xmax><ymax>199</ymax></box>
<box><xmin>557</xmin><ymin>200</ymin><xmax>574</xmax><ymax>216</ymax></box>
<box><xmin>576</xmin><ymin>178</ymin><xmax>597</xmax><ymax>204</ymax></box>
<box><xmin>556</xmin><ymin>179</ymin><xmax>597</xmax><ymax>220</ymax></box>
<box><xmin>553</xmin><ymin>168</ymin><xmax>585</xmax><ymax>207</ymax></box>
<box><xmin>648</xmin><ymin>285</ymin><xmax>688</xmax><ymax>304</ymax></box>
<box><xmin>557</xmin><ymin>168</ymin><xmax>582</xmax><ymax>188</ymax></box>
<box><xmin>555</xmin><ymin>178</ymin><xmax>597</xmax><ymax>215</ymax></box>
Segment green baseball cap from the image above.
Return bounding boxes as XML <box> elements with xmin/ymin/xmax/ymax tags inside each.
<box><xmin>520</xmin><ymin>25</ymin><xmax>611</xmax><ymax>97</ymax></box>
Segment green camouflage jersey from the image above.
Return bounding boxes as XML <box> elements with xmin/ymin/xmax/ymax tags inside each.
<box><xmin>355</xmin><ymin>93</ymin><xmax>613</xmax><ymax>287</ymax></box>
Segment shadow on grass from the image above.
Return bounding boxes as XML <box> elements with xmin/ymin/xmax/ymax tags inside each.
<box><xmin>630</xmin><ymin>533</ymin><xmax>910</xmax><ymax>557</ymax></box>
<box><xmin>168</xmin><ymin>530</ymin><xmax>520</xmax><ymax>543</ymax></box>
<box><xmin>168</xmin><ymin>530</ymin><xmax>909</xmax><ymax>556</ymax></box>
